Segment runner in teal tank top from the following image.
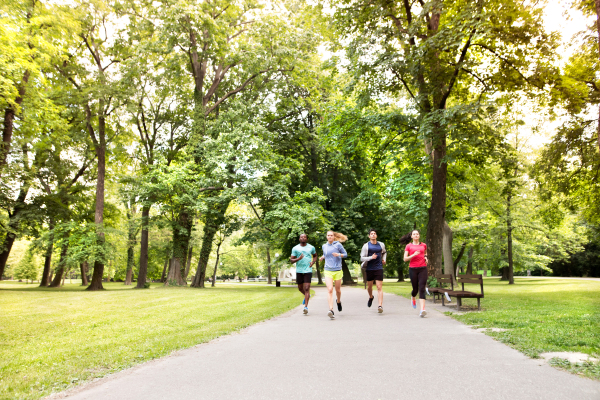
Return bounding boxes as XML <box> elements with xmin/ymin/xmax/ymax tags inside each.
<box><xmin>290</xmin><ymin>233</ymin><xmax>317</xmax><ymax>314</ymax></box>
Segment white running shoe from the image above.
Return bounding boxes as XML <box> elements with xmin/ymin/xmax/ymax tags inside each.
<box><xmin>303</xmin><ymin>307</ymin><xmax>308</xmax><ymax>315</ymax></box>
<box><xmin>444</xmin><ymin>292</ymin><xmax>451</xmax><ymax>302</ymax></box>
<box><xmin>378</xmin><ymin>306</ymin><xmax>383</xmax><ymax>313</ymax></box>
<box><xmin>328</xmin><ymin>309</ymin><xmax>335</xmax><ymax>319</ymax></box>
<box><xmin>420</xmin><ymin>310</ymin><xmax>427</xmax><ymax>318</ymax></box>
<box><xmin>426</xmin><ymin>287</ymin><xmax>430</xmax><ymax>296</ymax></box>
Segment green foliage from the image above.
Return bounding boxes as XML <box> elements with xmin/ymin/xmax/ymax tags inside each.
<box><xmin>426</xmin><ymin>276</ymin><xmax>439</xmax><ymax>288</ymax></box>
<box><xmin>12</xmin><ymin>246</ymin><xmax>39</xmax><ymax>282</ymax></box>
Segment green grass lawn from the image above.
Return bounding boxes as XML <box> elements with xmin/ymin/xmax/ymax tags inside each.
<box><xmin>383</xmin><ymin>277</ymin><xmax>600</xmax><ymax>379</ymax></box>
<box><xmin>0</xmin><ymin>281</ymin><xmax>302</xmax><ymax>400</ymax></box>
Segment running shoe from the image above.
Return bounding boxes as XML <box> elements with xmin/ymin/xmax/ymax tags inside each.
<box><xmin>303</xmin><ymin>307</ymin><xmax>308</xmax><ymax>315</ymax></box>
<box><xmin>328</xmin><ymin>309</ymin><xmax>335</xmax><ymax>319</ymax></box>
<box><xmin>420</xmin><ymin>310</ymin><xmax>427</xmax><ymax>318</ymax></box>
<box><xmin>302</xmin><ymin>294</ymin><xmax>310</xmax><ymax>305</ymax></box>
<box><xmin>337</xmin><ymin>301</ymin><xmax>342</xmax><ymax>312</ymax></box>
<box><xmin>426</xmin><ymin>287</ymin><xmax>430</xmax><ymax>296</ymax></box>
<box><xmin>378</xmin><ymin>306</ymin><xmax>383</xmax><ymax>313</ymax></box>
<box><xmin>368</xmin><ymin>297</ymin><xmax>374</xmax><ymax>307</ymax></box>
<box><xmin>444</xmin><ymin>292</ymin><xmax>451</xmax><ymax>303</ymax></box>
<box><xmin>411</xmin><ymin>297</ymin><xmax>416</xmax><ymax>309</ymax></box>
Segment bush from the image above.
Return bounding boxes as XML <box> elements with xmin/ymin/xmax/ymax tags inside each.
<box><xmin>548</xmin><ymin>241</ymin><xmax>600</xmax><ymax>277</ymax></box>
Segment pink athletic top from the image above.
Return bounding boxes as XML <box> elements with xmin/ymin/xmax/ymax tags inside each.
<box><xmin>405</xmin><ymin>242</ymin><xmax>427</xmax><ymax>268</ymax></box>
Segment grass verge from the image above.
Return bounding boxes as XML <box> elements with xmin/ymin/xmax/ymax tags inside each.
<box><xmin>383</xmin><ymin>278</ymin><xmax>600</xmax><ymax>380</ymax></box>
<box><xmin>0</xmin><ymin>281</ymin><xmax>301</xmax><ymax>399</ymax></box>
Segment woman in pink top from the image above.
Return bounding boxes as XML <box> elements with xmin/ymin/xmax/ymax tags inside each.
<box><xmin>401</xmin><ymin>230</ymin><xmax>428</xmax><ymax>317</ymax></box>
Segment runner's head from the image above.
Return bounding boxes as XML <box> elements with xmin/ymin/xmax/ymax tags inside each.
<box><xmin>368</xmin><ymin>228</ymin><xmax>378</xmax><ymax>240</ymax></box>
<box><xmin>411</xmin><ymin>230</ymin><xmax>420</xmax><ymax>243</ymax></box>
<box><xmin>326</xmin><ymin>230</ymin><xmax>335</xmax><ymax>243</ymax></box>
<box><xmin>327</xmin><ymin>231</ymin><xmax>348</xmax><ymax>243</ymax></box>
<box><xmin>399</xmin><ymin>229</ymin><xmax>420</xmax><ymax>245</ymax></box>
<box><xmin>299</xmin><ymin>233</ymin><xmax>308</xmax><ymax>244</ymax></box>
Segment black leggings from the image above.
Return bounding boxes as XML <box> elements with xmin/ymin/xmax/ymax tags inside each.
<box><xmin>409</xmin><ymin>267</ymin><xmax>427</xmax><ymax>300</ymax></box>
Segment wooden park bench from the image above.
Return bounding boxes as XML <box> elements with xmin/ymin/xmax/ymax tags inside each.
<box><xmin>427</xmin><ymin>274</ymin><xmax>454</xmax><ymax>304</ymax></box>
<box><xmin>447</xmin><ymin>274</ymin><xmax>484</xmax><ymax>311</ymax></box>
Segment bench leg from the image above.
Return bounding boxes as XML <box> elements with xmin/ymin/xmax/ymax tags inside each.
<box><xmin>441</xmin><ymin>293</ymin><xmax>444</xmax><ymax>306</ymax></box>
<box><xmin>456</xmin><ymin>297</ymin><xmax>461</xmax><ymax>312</ymax></box>
<box><xmin>477</xmin><ymin>298</ymin><xmax>481</xmax><ymax>311</ymax></box>
<box><xmin>433</xmin><ymin>292</ymin><xmax>436</xmax><ymax>304</ymax></box>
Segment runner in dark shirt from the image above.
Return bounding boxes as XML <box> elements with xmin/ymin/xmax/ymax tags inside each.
<box><xmin>360</xmin><ymin>229</ymin><xmax>387</xmax><ymax>313</ymax></box>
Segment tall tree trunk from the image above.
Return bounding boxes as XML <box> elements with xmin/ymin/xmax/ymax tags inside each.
<box><xmin>86</xmin><ymin>108</ymin><xmax>106</xmax><ymax>291</ymax></box>
<box><xmin>81</xmin><ymin>261</ymin><xmax>89</xmax><ymax>286</ymax></box>
<box><xmin>0</xmin><ymin>185</ymin><xmax>29</xmax><ymax>280</ymax></box>
<box><xmin>124</xmin><ymin>240</ymin><xmax>135</xmax><ymax>285</ymax></box>
<box><xmin>397</xmin><ymin>265</ymin><xmax>405</xmax><ymax>282</ymax></box>
<box><xmin>500</xmin><ymin>266</ymin><xmax>509</xmax><ymax>281</ymax></box>
<box><xmin>161</xmin><ymin>257</ymin><xmax>169</xmax><ymax>283</ymax></box>
<box><xmin>49</xmin><ymin>243</ymin><xmax>68</xmax><ymax>288</ymax></box>
<box><xmin>124</xmin><ymin>207</ymin><xmax>136</xmax><ymax>285</ymax></box>
<box><xmin>442</xmin><ymin>220</ymin><xmax>453</xmax><ymax>277</ymax></box>
<box><xmin>39</xmin><ymin>220</ymin><xmax>55</xmax><ymax>287</ymax></box>
<box><xmin>341</xmin><ymin>258</ymin><xmax>354</xmax><ymax>285</ymax></box>
<box><xmin>136</xmin><ymin>205</ymin><xmax>151</xmax><ymax>288</ymax></box>
<box><xmin>266</xmin><ymin>247</ymin><xmax>272</xmax><ymax>284</ymax></box>
<box><xmin>426</xmin><ymin>138</ymin><xmax>447</xmax><ymax>277</ymax></box>
<box><xmin>211</xmin><ymin>242</ymin><xmax>221</xmax><ymax>287</ymax></box>
<box><xmin>191</xmin><ymin>199</ymin><xmax>230</xmax><ymax>288</ymax></box>
<box><xmin>184</xmin><ymin>247</ymin><xmax>193</xmax><ymax>281</ymax></box>
<box><xmin>506</xmin><ymin>189</ymin><xmax>515</xmax><ymax>284</ymax></box>
<box><xmin>165</xmin><ymin>211</ymin><xmax>191</xmax><ymax>286</ymax></box>
<box><xmin>0</xmin><ymin>233</ymin><xmax>17</xmax><ymax>280</ymax></box>
<box><xmin>315</xmin><ymin>256</ymin><xmax>323</xmax><ymax>284</ymax></box>
<box><xmin>1</xmin><ymin>71</ymin><xmax>29</xmax><ymax>172</ymax></box>
<box><xmin>466</xmin><ymin>246</ymin><xmax>474</xmax><ymax>275</ymax></box>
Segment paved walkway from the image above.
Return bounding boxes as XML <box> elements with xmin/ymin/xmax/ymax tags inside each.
<box><xmin>53</xmin><ymin>287</ymin><xmax>600</xmax><ymax>400</ymax></box>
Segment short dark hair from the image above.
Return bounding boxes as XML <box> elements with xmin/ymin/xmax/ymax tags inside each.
<box><xmin>299</xmin><ymin>233</ymin><xmax>308</xmax><ymax>239</ymax></box>
<box><xmin>368</xmin><ymin>228</ymin><xmax>378</xmax><ymax>235</ymax></box>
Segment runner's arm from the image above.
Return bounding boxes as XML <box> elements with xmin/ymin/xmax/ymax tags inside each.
<box><xmin>404</xmin><ymin>250</ymin><xmax>420</xmax><ymax>262</ymax></box>
<box><xmin>338</xmin><ymin>244</ymin><xmax>348</xmax><ymax>258</ymax></box>
<box><xmin>290</xmin><ymin>251</ymin><xmax>304</xmax><ymax>263</ymax></box>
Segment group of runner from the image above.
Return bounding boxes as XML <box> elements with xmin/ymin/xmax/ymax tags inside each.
<box><xmin>289</xmin><ymin>229</ymin><xmax>430</xmax><ymax>319</ymax></box>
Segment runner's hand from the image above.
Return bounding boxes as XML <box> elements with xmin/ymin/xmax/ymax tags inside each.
<box><xmin>371</xmin><ymin>254</ymin><xmax>378</xmax><ymax>259</ymax></box>
<box><xmin>297</xmin><ymin>254</ymin><xmax>304</xmax><ymax>260</ymax></box>
<box><xmin>413</xmin><ymin>251</ymin><xmax>420</xmax><ymax>256</ymax></box>
<box><xmin>332</xmin><ymin>252</ymin><xmax>340</xmax><ymax>257</ymax></box>
<box><xmin>319</xmin><ymin>256</ymin><xmax>325</xmax><ymax>261</ymax></box>
<box><xmin>382</xmin><ymin>260</ymin><xmax>386</xmax><ymax>265</ymax></box>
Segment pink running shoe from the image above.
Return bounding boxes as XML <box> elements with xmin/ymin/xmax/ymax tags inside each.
<box><xmin>411</xmin><ymin>297</ymin><xmax>416</xmax><ymax>309</ymax></box>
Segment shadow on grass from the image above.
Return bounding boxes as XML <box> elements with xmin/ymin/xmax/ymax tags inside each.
<box><xmin>0</xmin><ymin>281</ymin><xmax>298</xmax><ymax>292</ymax></box>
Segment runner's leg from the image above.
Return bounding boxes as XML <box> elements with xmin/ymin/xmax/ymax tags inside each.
<box><xmin>376</xmin><ymin>279</ymin><xmax>383</xmax><ymax>307</ymax></box>
<box><xmin>297</xmin><ymin>282</ymin><xmax>305</xmax><ymax>296</ymax></box>
<box><xmin>335</xmin><ymin>279</ymin><xmax>342</xmax><ymax>304</ymax></box>
<box><xmin>409</xmin><ymin>268</ymin><xmax>418</xmax><ymax>305</ymax></box>
<box><xmin>367</xmin><ymin>280</ymin><xmax>374</xmax><ymax>299</ymax></box>
<box><xmin>325</xmin><ymin>276</ymin><xmax>334</xmax><ymax>310</ymax></box>
<box><xmin>417</xmin><ymin>267</ymin><xmax>427</xmax><ymax>311</ymax></box>
<box><xmin>303</xmin><ymin>282</ymin><xmax>311</xmax><ymax>306</ymax></box>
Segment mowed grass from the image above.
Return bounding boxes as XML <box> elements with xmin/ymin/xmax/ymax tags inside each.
<box><xmin>0</xmin><ymin>282</ymin><xmax>301</xmax><ymax>400</ymax></box>
<box><xmin>383</xmin><ymin>278</ymin><xmax>600</xmax><ymax>379</ymax></box>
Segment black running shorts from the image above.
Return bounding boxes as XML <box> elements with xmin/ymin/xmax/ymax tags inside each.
<box><xmin>296</xmin><ymin>272</ymin><xmax>312</xmax><ymax>285</ymax></box>
<box><xmin>366</xmin><ymin>269</ymin><xmax>384</xmax><ymax>282</ymax></box>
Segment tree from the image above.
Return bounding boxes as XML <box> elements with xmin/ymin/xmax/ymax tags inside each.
<box><xmin>0</xmin><ymin>0</ymin><xmax>77</xmax><ymax>281</ymax></box>
<box><xmin>331</xmin><ymin>0</ymin><xmax>557</xmax><ymax>275</ymax></box>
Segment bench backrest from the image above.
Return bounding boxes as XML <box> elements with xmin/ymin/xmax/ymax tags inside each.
<box><xmin>435</xmin><ymin>274</ymin><xmax>454</xmax><ymax>290</ymax></box>
<box><xmin>457</xmin><ymin>274</ymin><xmax>483</xmax><ymax>295</ymax></box>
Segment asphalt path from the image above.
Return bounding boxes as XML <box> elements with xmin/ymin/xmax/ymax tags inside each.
<box><xmin>52</xmin><ymin>286</ymin><xmax>600</xmax><ymax>400</ymax></box>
